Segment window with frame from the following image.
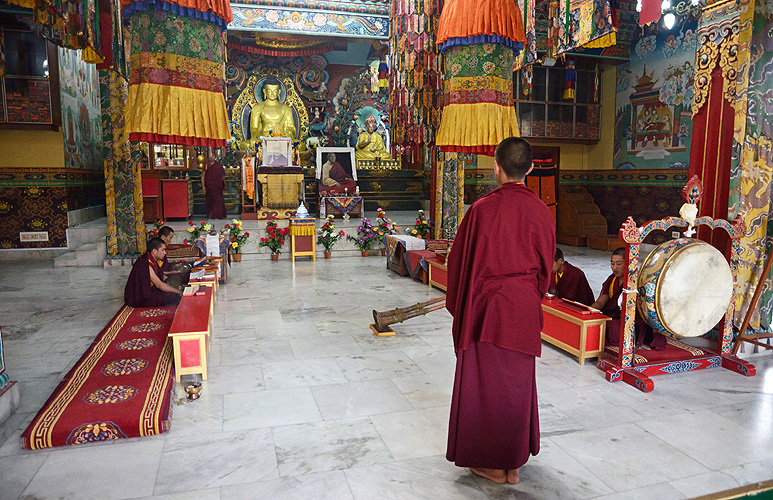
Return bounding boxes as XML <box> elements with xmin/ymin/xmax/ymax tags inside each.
<box><xmin>0</xmin><ymin>25</ymin><xmax>58</xmax><ymax>126</ymax></box>
<box><xmin>514</xmin><ymin>65</ymin><xmax>601</xmax><ymax>141</ymax></box>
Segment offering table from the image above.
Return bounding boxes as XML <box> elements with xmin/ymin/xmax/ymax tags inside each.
<box><xmin>541</xmin><ymin>297</ymin><xmax>611</xmax><ymax>365</ymax></box>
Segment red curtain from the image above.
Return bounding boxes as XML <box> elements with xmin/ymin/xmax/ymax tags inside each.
<box><xmin>688</xmin><ymin>65</ymin><xmax>735</xmax><ymax>251</ymax></box>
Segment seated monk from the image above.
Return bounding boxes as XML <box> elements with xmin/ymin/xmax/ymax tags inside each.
<box><xmin>355</xmin><ymin>114</ymin><xmax>389</xmax><ymax>161</ymax></box>
<box><xmin>319</xmin><ymin>152</ymin><xmax>357</xmax><ymax>194</ymax></box>
<box><xmin>124</xmin><ymin>237</ymin><xmax>183</xmax><ymax>308</ymax></box>
<box><xmin>591</xmin><ymin>248</ymin><xmax>665</xmax><ymax>350</ymax></box>
<box><xmin>550</xmin><ymin>248</ymin><xmax>594</xmax><ymax>305</ymax></box>
<box><xmin>157</xmin><ymin>226</ymin><xmax>191</xmax><ymax>289</ymax></box>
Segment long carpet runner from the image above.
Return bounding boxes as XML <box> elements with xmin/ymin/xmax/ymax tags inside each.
<box><xmin>21</xmin><ymin>305</ymin><xmax>177</xmax><ymax>450</ymax></box>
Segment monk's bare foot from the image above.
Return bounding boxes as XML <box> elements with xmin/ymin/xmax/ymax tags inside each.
<box><xmin>469</xmin><ymin>468</ymin><xmax>507</xmax><ymax>484</ymax></box>
<box><xmin>507</xmin><ymin>469</ymin><xmax>520</xmax><ymax>484</ymax></box>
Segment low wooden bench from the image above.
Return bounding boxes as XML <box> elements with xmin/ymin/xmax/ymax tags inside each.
<box><xmin>168</xmin><ymin>286</ymin><xmax>214</xmax><ymax>382</ymax></box>
<box><xmin>541</xmin><ymin>297</ymin><xmax>611</xmax><ymax>365</ymax></box>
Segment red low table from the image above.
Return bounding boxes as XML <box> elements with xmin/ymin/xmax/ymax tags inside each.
<box><xmin>541</xmin><ymin>297</ymin><xmax>611</xmax><ymax>365</ymax></box>
<box><xmin>168</xmin><ymin>286</ymin><xmax>213</xmax><ymax>382</ymax></box>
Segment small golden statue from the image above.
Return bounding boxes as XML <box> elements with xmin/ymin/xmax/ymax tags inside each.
<box><xmin>249</xmin><ymin>76</ymin><xmax>297</xmax><ymax>142</ymax></box>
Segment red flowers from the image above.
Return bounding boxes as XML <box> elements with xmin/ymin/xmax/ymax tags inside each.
<box><xmin>259</xmin><ymin>220</ymin><xmax>288</xmax><ymax>255</ymax></box>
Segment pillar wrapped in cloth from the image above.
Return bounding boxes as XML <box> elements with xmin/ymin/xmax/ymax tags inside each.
<box><xmin>435</xmin><ymin>0</ymin><xmax>525</xmax><ymax>156</ymax></box>
<box><xmin>122</xmin><ymin>0</ymin><xmax>231</xmax><ymax>146</ymax></box>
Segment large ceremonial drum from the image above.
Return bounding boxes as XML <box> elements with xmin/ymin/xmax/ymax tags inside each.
<box><xmin>637</xmin><ymin>238</ymin><xmax>733</xmax><ymax>337</ymax></box>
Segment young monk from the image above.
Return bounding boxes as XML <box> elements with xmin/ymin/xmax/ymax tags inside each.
<box><xmin>446</xmin><ymin>137</ymin><xmax>555</xmax><ymax>485</ymax></box>
<box><xmin>549</xmin><ymin>248</ymin><xmax>595</xmax><ymax>305</ymax></box>
<box><xmin>591</xmin><ymin>247</ymin><xmax>666</xmax><ymax>350</ymax></box>
<box><xmin>124</xmin><ymin>237</ymin><xmax>183</xmax><ymax>308</ymax></box>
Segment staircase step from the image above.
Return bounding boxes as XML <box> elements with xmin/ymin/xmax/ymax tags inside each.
<box><xmin>74</xmin><ymin>238</ymin><xmax>106</xmax><ymax>267</ymax></box>
<box><xmin>54</xmin><ymin>252</ymin><xmax>78</xmax><ymax>267</ymax></box>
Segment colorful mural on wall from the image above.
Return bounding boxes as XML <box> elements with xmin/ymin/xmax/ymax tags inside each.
<box><xmin>614</xmin><ymin>14</ymin><xmax>697</xmax><ymax>169</ymax></box>
<box><xmin>59</xmin><ymin>47</ymin><xmax>102</xmax><ymax>170</ymax></box>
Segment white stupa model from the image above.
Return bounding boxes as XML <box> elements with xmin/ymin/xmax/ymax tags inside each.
<box><xmin>295</xmin><ymin>202</ymin><xmax>311</xmax><ymax>219</ymax></box>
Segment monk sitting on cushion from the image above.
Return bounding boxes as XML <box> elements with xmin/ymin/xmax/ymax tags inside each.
<box><xmin>591</xmin><ymin>248</ymin><xmax>665</xmax><ymax>350</ymax></box>
<box><xmin>124</xmin><ymin>237</ymin><xmax>183</xmax><ymax>308</ymax></box>
<box><xmin>157</xmin><ymin>226</ymin><xmax>191</xmax><ymax>289</ymax></box>
<box><xmin>549</xmin><ymin>248</ymin><xmax>594</xmax><ymax>305</ymax></box>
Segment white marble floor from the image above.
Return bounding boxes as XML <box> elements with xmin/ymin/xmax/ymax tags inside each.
<box><xmin>1</xmin><ymin>235</ymin><xmax>772</xmax><ymax>500</ymax></box>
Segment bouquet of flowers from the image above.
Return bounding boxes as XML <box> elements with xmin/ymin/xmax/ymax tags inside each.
<box><xmin>259</xmin><ymin>216</ymin><xmax>289</xmax><ymax>254</ymax></box>
<box><xmin>410</xmin><ymin>210</ymin><xmax>431</xmax><ymax>239</ymax></box>
<box><xmin>347</xmin><ymin>217</ymin><xmax>382</xmax><ymax>251</ymax></box>
<box><xmin>225</xmin><ymin>219</ymin><xmax>250</xmax><ymax>254</ymax></box>
<box><xmin>147</xmin><ymin>219</ymin><xmax>165</xmax><ymax>238</ymax></box>
<box><xmin>316</xmin><ymin>215</ymin><xmax>345</xmax><ymax>253</ymax></box>
<box><xmin>376</xmin><ymin>208</ymin><xmax>399</xmax><ymax>236</ymax></box>
<box><xmin>184</xmin><ymin>220</ymin><xmax>211</xmax><ymax>244</ymax></box>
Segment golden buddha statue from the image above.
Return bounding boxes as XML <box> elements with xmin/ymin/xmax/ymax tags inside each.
<box><xmin>355</xmin><ymin>114</ymin><xmax>389</xmax><ymax>161</ymax></box>
<box><xmin>249</xmin><ymin>77</ymin><xmax>297</xmax><ymax>142</ymax></box>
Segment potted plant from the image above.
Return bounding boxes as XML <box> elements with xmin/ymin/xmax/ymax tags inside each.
<box><xmin>259</xmin><ymin>216</ymin><xmax>289</xmax><ymax>260</ymax></box>
<box><xmin>409</xmin><ymin>210</ymin><xmax>431</xmax><ymax>239</ymax></box>
<box><xmin>183</xmin><ymin>220</ymin><xmax>211</xmax><ymax>244</ymax></box>
<box><xmin>376</xmin><ymin>208</ymin><xmax>398</xmax><ymax>255</ymax></box>
<box><xmin>225</xmin><ymin>219</ymin><xmax>250</xmax><ymax>262</ymax></box>
<box><xmin>347</xmin><ymin>217</ymin><xmax>382</xmax><ymax>256</ymax></box>
<box><xmin>316</xmin><ymin>215</ymin><xmax>345</xmax><ymax>259</ymax></box>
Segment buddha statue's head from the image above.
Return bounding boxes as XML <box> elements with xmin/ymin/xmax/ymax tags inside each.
<box><xmin>365</xmin><ymin>115</ymin><xmax>377</xmax><ymax>133</ymax></box>
<box><xmin>262</xmin><ymin>77</ymin><xmax>282</xmax><ymax>102</ymax></box>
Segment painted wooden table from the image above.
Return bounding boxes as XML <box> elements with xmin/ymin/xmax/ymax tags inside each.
<box><xmin>541</xmin><ymin>297</ymin><xmax>611</xmax><ymax>365</ymax></box>
<box><xmin>168</xmin><ymin>286</ymin><xmax>213</xmax><ymax>382</ymax></box>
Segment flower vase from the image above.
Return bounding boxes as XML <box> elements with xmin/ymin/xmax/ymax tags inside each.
<box><xmin>233</xmin><ymin>253</ymin><xmax>242</xmax><ymax>262</ymax></box>
<box><xmin>271</xmin><ymin>253</ymin><xmax>279</xmax><ymax>261</ymax></box>
<box><xmin>361</xmin><ymin>250</ymin><xmax>368</xmax><ymax>257</ymax></box>
<box><xmin>380</xmin><ymin>247</ymin><xmax>386</xmax><ymax>256</ymax></box>
<box><xmin>324</xmin><ymin>251</ymin><xmax>331</xmax><ymax>259</ymax></box>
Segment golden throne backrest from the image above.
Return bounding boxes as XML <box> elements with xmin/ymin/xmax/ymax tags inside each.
<box><xmin>231</xmin><ymin>74</ymin><xmax>309</xmax><ymax>145</ymax></box>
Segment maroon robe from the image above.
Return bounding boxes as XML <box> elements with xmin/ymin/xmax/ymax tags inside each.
<box><xmin>320</xmin><ymin>161</ymin><xmax>357</xmax><ymax>193</ymax></box>
<box><xmin>124</xmin><ymin>253</ymin><xmax>181</xmax><ymax>308</ymax></box>
<box><xmin>446</xmin><ymin>182</ymin><xmax>555</xmax><ymax>470</ymax></box>
<box><xmin>551</xmin><ymin>261</ymin><xmax>594</xmax><ymax>305</ymax></box>
<box><xmin>601</xmin><ymin>273</ymin><xmax>665</xmax><ymax>350</ymax></box>
<box><xmin>204</xmin><ymin>160</ymin><xmax>227</xmax><ymax>219</ymax></box>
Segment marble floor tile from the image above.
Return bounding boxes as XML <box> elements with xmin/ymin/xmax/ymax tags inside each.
<box><xmin>154</xmin><ymin>428</ymin><xmax>278</xmax><ymax>494</ymax></box>
<box><xmin>218</xmin><ymin>339</ymin><xmax>294</xmax><ymax>365</ymax></box>
<box><xmin>403</xmin><ymin>347</ymin><xmax>456</xmax><ymax>375</ymax></box>
<box><xmin>668</xmin><ymin>470</ymin><xmax>741</xmax><ymax>499</ymax></box>
<box><xmin>0</xmin><ymin>451</ymin><xmax>49</xmax><ymax>500</ymax></box>
<box><xmin>550</xmin><ymin>423</ymin><xmax>709</xmax><ymax>491</ymax></box>
<box><xmin>288</xmin><ymin>334</ymin><xmax>364</xmax><ymax>360</ymax></box>
<box><xmin>126</xmin><ymin>489</ymin><xmax>221</xmax><ymax>500</ymax></box>
<box><xmin>223</xmin><ymin>386</ymin><xmax>321</xmax><ymax>431</ymax></box>
<box><xmin>335</xmin><ymin>351</ymin><xmax>424</xmax><ymax>381</ymax></box>
<box><xmin>273</xmin><ymin>418</ymin><xmax>393</xmax><ymax>476</ymax></box>
<box><xmin>344</xmin><ymin>455</ymin><xmax>490</xmax><ymax>500</ymax></box>
<box><xmin>311</xmin><ymin>379</ymin><xmax>413</xmax><ymax>420</ymax></box>
<box><xmin>591</xmin><ymin>482</ymin><xmax>687</xmax><ymax>500</ymax></box>
<box><xmin>471</xmin><ymin>439</ymin><xmax>614</xmax><ymax>500</ymax></box>
<box><xmin>538</xmin><ymin>387</ymin><xmax>647</xmax><ymax>430</ymax></box>
<box><xmin>636</xmin><ymin>409</ymin><xmax>773</xmax><ymax>469</ymax></box>
<box><xmin>391</xmin><ymin>371</ymin><xmax>453</xmax><ymax>409</ymax></box>
<box><xmin>200</xmin><ymin>364</ymin><xmax>265</xmax><ymax>396</ymax></box>
<box><xmin>370</xmin><ymin>406</ymin><xmax>449</xmax><ymax>461</ymax></box>
<box><xmin>220</xmin><ymin>471</ymin><xmax>354</xmax><ymax>500</ymax></box>
<box><xmin>262</xmin><ymin>358</ymin><xmax>347</xmax><ymax>389</ymax></box>
<box><xmin>163</xmin><ymin>393</ymin><xmax>224</xmax><ymax>438</ymax></box>
<box><xmin>22</xmin><ymin>439</ymin><xmax>164</xmax><ymax>500</ymax></box>
<box><xmin>353</xmin><ymin>331</ymin><xmax>433</xmax><ymax>353</ymax></box>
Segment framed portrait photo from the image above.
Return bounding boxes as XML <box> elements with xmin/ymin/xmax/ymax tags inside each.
<box><xmin>316</xmin><ymin>147</ymin><xmax>357</xmax><ymax>195</ymax></box>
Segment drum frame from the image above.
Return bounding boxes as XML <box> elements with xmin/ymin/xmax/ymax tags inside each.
<box><xmin>597</xmin><ymin>187</ymin><xmax>756</xmax><ymax>392</ymax></box>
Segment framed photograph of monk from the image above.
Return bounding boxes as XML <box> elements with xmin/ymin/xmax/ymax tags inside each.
<box><xmin>317</xmin><ymin>147</ymin><xmax>358</xmax><ymax>195</ymax></box>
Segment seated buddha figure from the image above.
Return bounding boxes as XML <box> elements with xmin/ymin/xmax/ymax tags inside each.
<box><xmin>249</xmin><ymin>77</ymin><xmax>297</xmax><ymax>142</ymax></box>
<box><xmin>355</xmin><ymin>114</ymin><xmax>389</xmax><ymax>161</ymax></box>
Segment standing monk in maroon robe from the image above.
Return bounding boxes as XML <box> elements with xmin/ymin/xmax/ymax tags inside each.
<box><xmin>202</xmin><ymin>151</ymin><xmax>227</xmax><ymax>219</ymax></box>
<box><xmin>124</xmin><ymin>237</ymin><xmax>183</xmax><ymax>307</ymax></box>
<box><xmin>446</xmin><ymin>137</ymin><xmax>555</xmax><ymax>485</ymax></box>
<box><xmin>550</xmin><ymin>248</ymin><xmax>595</xmax><ymax>305</ymax></box>
<box><xmin>591</xmin><ymin>248</ymin><xmax>665</xmax><ymax>350</ymax></box>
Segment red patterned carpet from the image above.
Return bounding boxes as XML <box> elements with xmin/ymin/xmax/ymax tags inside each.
<box><xmin>21</xmin><ymin>305</ymin><xmax>177</xmax><ymax>450</ymax></box>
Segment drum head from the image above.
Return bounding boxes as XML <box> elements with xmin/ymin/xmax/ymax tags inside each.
<box><xmin>655</xmin><ymin>241</ymin><xmax>733</xmax><ymax>337</ymax></box>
